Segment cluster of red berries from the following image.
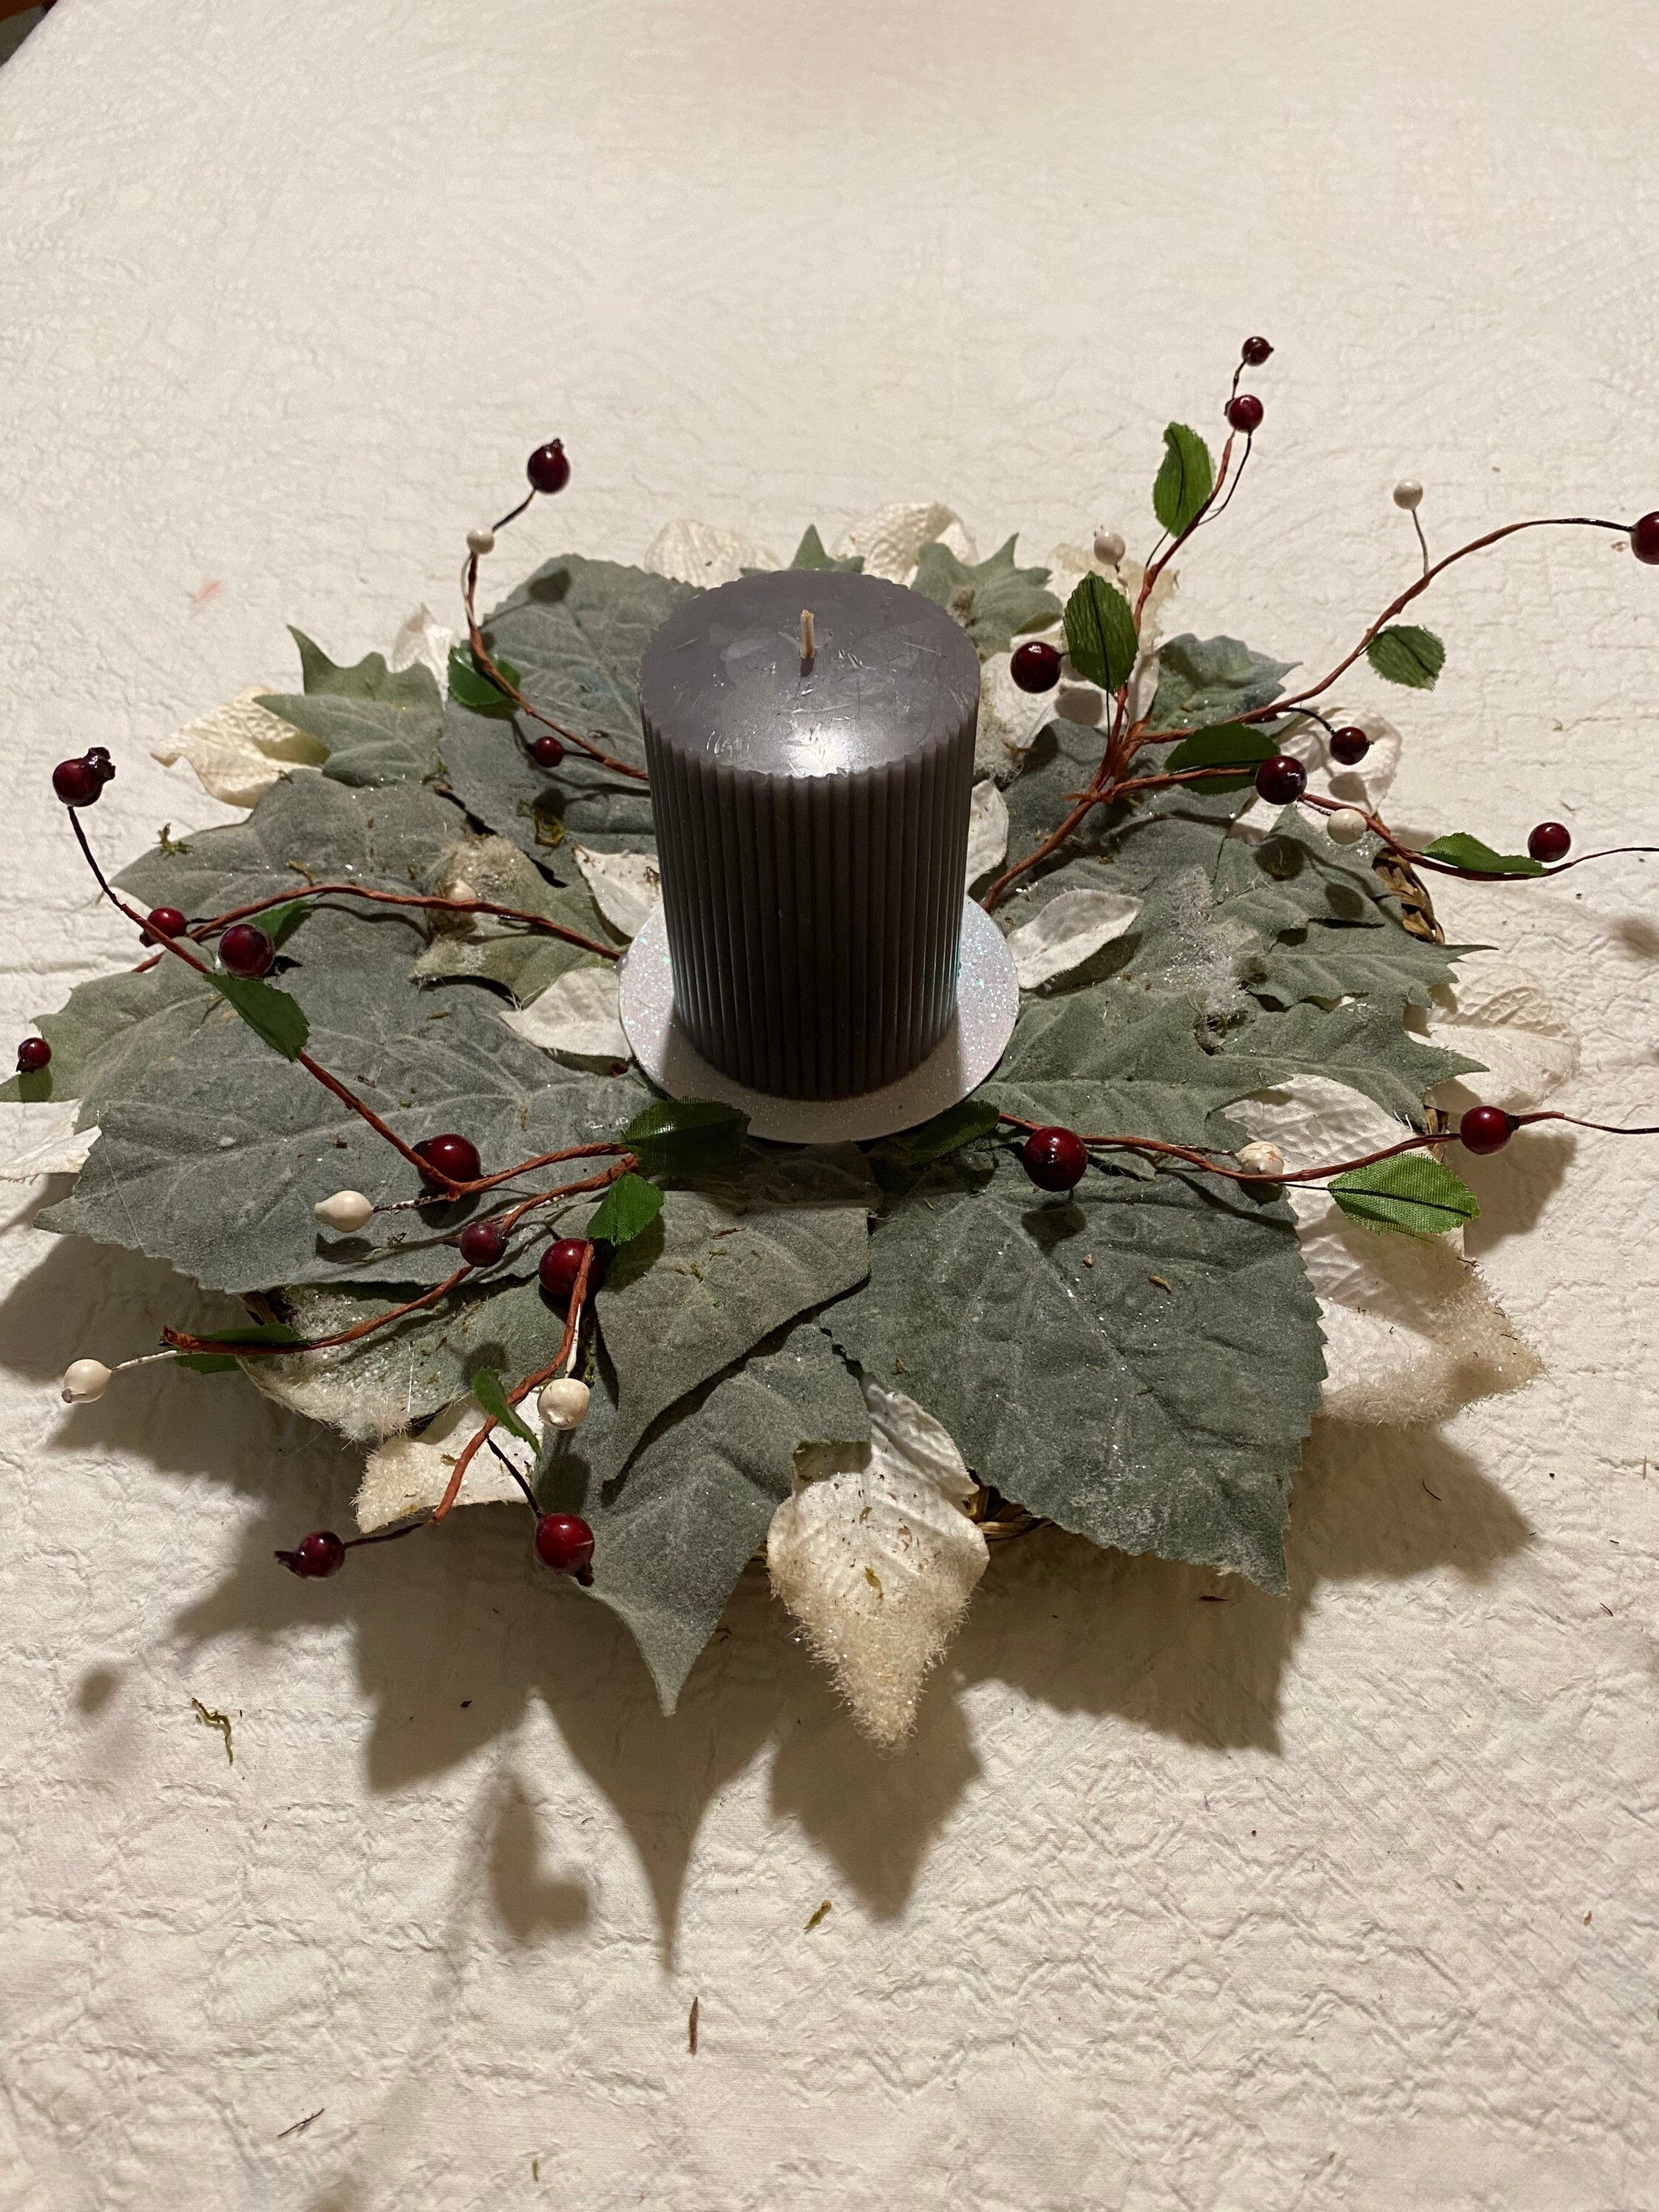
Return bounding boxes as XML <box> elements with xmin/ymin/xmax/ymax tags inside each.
<box><xmin>51</xmin><ymin>748</ymin><xmax>115</xmax><ymax>807</ymax></box>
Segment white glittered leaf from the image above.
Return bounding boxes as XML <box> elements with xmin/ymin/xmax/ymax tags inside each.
<box><xmin>1419</xmin><ymin>959</ymin><xmax>1579</xmax><ymax>1111</ymax></box>
<box><xmin>975</xmin><ymin>650</ymin><xmax>1060</xmax><ymax>776</ymax></box>
<box><xmin>387</xmin><ymin>603</ymin><xmax>455</xmax><ymax>688</ymax></box>
<box><xmin>767</xmin><ymin>1381</ymin><xmax>987</xmax><ymax>1745</ymax></box>
<box><xmin>1007</xmin><ymin>888</ymin><xmax>1141</xmax><ymax>989</ymax></box>
<box><xmin>966</xmin><ymin>779</ymin><xmax>1009</xmax><ymax>885</ymax></box>
<box><xmin>501</xmin><ymin>963</ymin><xmax>626</xmax><ymax>1059</ymax></box>
<box><xmin>0</xmin><ymin>1109</ymin><xmax>99</xmax><ymax>1181</ymax></box>
<box><xmin>151</xmin><ymin>685</ymin><xmax>328</xmax><ymax>807</ymax></box>
<box><xmin>571</xmin><ymin>845</ymin><xmax>662</xmax><ymax>940</ymax></box>
<box><xmin>642</xmin><ymin>520</ymin><xmax>779</xmax><ymax>588</ymax></box>
<box><xmin>831</xmin><ymin>502</ymin><xmax>977</xmax><ymax>585</ymax></box>
<box><xmin>354</xmin><ymin>1400</ymin><xmax>523</xmax><ymax>1532</ymax></box>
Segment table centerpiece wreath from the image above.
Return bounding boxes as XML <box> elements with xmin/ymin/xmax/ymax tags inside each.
<box><xmin>18</xmin><ymin>343</ymin><xmax>1659</xmax><ymax>1743</ymax></box>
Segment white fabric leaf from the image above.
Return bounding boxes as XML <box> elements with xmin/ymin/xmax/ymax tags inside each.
<box><xmin>1241</xmin><ymin>702</ymin><xmax>1402</xmax><ymax>823</ymax></box>
<box><xmin>151</xmin><ymin>685</ymin><xmax>327</xmax><ymax>807</ymax></box>
<box><xmin>767</xmin><ymin>1381</ymin><xmax>988</xmax><ymax>1746</ymax></box>
<box><xmin>501</xmin><ymin>963</ymin><xmax>627</xmax><ymax>1060</ymax></box>
<box><xmin>831</xmin><ymin>502</ymin><xmax>977</xmax><ymax>585</ymax></box>
<box><xmin>642</xmin><ymin>519</ymin><xmax>778</xmax><ymax>588</ymax></box>
<box><xmin>388</xmin><ymin>603</ymin><xmax>455</xmax><ymax>688</ymax></box>
<box><xmin>1418</xmin><ymin>959</ymin><xmax>1580</xmax><ymax>1112</ymax></box>
<box><xmin>1233</xmin><ymin>1076</ymin><xmax>1539</xmax><ymax>1424</ymax></box>
<box><xmin>975</xmin><ymin>649</ymin><xmax>1061</xmax><ymax>776</ymax></box>
<box><xmin>0</xmin><ymin>1110</ymin><xmax>99</xmax><ymax>1181</ymax></box>
<box><xmin>1006</xmin><ymin>888</ymin><xmax>1141</xmax><ymax>990</ymax></box>
<box><xmin>571</xmin><ymin>845</ymin><xmax>662</xmax><ymax>939</ymax></box>
<box><xmin>966</xmin><ymin>779</ymin><xmax>1009</xmax><ymax>885</ymax></box>
<box><xmin>355</xmin><ymin>1400</ymin><xmax>523</xmax><ymax>1533</ymax></box>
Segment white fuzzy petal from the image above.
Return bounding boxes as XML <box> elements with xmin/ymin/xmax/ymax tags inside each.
<box><xmin>387</xmin><ymin>603</ymin><xmax>455</xmax><ymax>687</ymax></box>
<box><xmin>768</xmin><ymin>1382</ymin><xmax>987</xmax><ymax>1746</ymax></box>
<box><xmin>501</xmin><ymin>963</ymin><xmax>627</xmax><ymax>1059</ymax></box>
<box><xmin>642</xmin><ymin>520</ymin><xmax>778</xmax><ymax>588</ymax></box>
<box><xmin>0</xmin><ymin>1111</ymin><xmax>99</xmax><ymax>1181</ymax></box>
<box><xmin>152</xmin><ymin>686</ymin><xmax>327</xmax><ymax>807</ymax></box>
<box><xmin>1007</xmin><ymin>889</ymin><xmax>1141</xmax><ymax>990</ymax></box>
<box><xmin>831</xmin><ymin>503</ymin><xmax>977</xmax><ymax>585</ymax></box>
<box><xmin>354</xmin><ymin>1402</ymin><xmax>522</xmax><ymax>1532</ymax></box>
<box><xmin>966</xmin><ymin>779</ymin><xmax>1010</xmax><ymax>885</ymax></box>
<box><xmin>571</xmin><ymin>846</ymin><xmax>662</xmax><ymax>939</ymax></box>
<box><xmin>1419</xmin><ymin>959</ymin><xmax>1580</xmax><ymax>1111</ymax></box>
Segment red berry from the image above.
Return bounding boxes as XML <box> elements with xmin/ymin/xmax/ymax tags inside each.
<box><xmin>527</xmin><ymin>439</ymin><xmax>571</xmax><ymax>495</ymax></box>
<box><xmin>1011</xmin><ymin>639</ymin><xmax>1062</xmax><ymax>694</ymax></box>
<box><xmin>277</xmin><ymin>1529</ymin><xmax>346</xmax><ymax>1579</ymax></box>
<box><xmin>415</xmin><ymin>1133</ymin><xmax>482</xmax><ymax>1188</ymax></box>
<box><xmin>1630</xmin><ymin>512</ymin><xmax>1659</xmax><ymax>564</ymax></box>
<box><xmin>1527</xmin><ymin>821</ymin><xmax>1571</xmax><ymax>864</ymax></box>
<box><xmin>1255</xmin><ymin>755</ymin><xmax>1307</xmax><ymax>805</ymax></box>
<box><xmin>52</xmin><ymin>758</ymin><xmax>104</xmax><ymax>807</ymax></box>
<box><xmin>534</xmin><ymin>1512</ymin><xmax>594</xmax><ymax>1581</ymax></box>
<box><xmin>1227</xmin><ymin>393</ymin><xmax>1264</xmax><ymax>433</ymax></box>
<box><xmin>1329</xmin><ymin>726</ymin><xmax>1371</xmax><ymax>766</ymax></box>
<box><xmin>218</xmin><ymin>922</ymin><xmax>275</xmax><ymax>977</ymax></box>
<box><xmin>539</xmin><ymin>1236</ymin><xmax>591</xmax><ymax>1301</ymax></box>
<box><xmin>143</xmin><ymin>906</ymin><xmax>189</xmax><ymax>945</ymax></box>
<box><xmin>459</xmin><ymin>1216</ymin><xmax>509</xmax><ymax>1267</ymax></box>
<box><xmin>85</xmin><ymin>747</ymin><xmax>115</xmax><ymax>784</ymax></box>
<box><xmin>1020</xmin><ymin>1127</ymin><xmax>1089</xmax><ymax>1193</ymax></box>
<box><xmin>1459</xmin><ymin>1105</ymin><xmax>1513</xmax><ymax>1156</ymax></box>
<box><xmin>1241</xmin><ymin>336</ymin><xmax>1273</xmax><ymax>366</ymax></box>
<box><xmin>532</xmin><ymin>733</ymin><xmax>566</xmax><ymax>770</ymax></box>
<box><xmin>16</xmin><ymin>1038</ymin><xmax>50</xmax><ymax>1074</ymax></box>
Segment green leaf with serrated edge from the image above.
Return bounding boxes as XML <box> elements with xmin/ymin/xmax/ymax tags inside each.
<box><xmin>1161</xmin><ymin>719</ymin><xmax>1278</xmax><ymax>793</ymax></box>
<box><xmin>257</xmin><ymin>631</ymin><xmax>444</xmax><ymax>788</ymax></box>
<box><xmin>0</xmin><ymin>957</ymin><xmax>219</xmax><ymax>1121</ymax></box>
<box><xmin>1147</xmin><ymin>634</ymin><xmax>1296</xmax><ymax>733</ymax></box>
<box><xmin>258</xmin><ymin>898</ymin><xmax>312</xmax><ymax>951</ymax></box>
<box><xmin>1248</xmin><ymin>923</ymin><xmax>1476</xmax><ymax>1012</ymax></box>
<box><xmin>1365</xmin><ymin>624</ymin><xmax>1445</xmax><ymax>690</ymax></box>
<box><xmin>887</xmin><ymin>1097</ymin><xmax>1001</xmax><ymax>1163</ymax></box>
<box><xmin>1330</xmin><ymin>1153</ymin><xmax>1480</xmax><ymax>1237</ymax></box>
<box><xmin>1419</xmin><ymin>834</ymin><xmax>1545</xmax><ymax>878</ymax></box>
<box><xmin>1207</xmin><ymin>997</ymin><xmax>1482</xmax><ymax>1128</ymax></box>
<box><xmin>784</xmin><ymin>526</ymin><xmax>864</xmax><ymax>573</ymax></box>
<box><xmin>446</xmin><ymin>644</ymin><xmax>524</xmax><ymax>719</ymax></box>
<box><xmin>622</xmin><ymin>1099</ymin><xmax>750</xmax><ymax>1178</ymax></box>
<box><xmin>203</xmin><ymin>971</ymin><xmax>309</xmax><ymax>1060</ymax></box>
<box><xmin>825</xmin><ymin>1150</ymin><xmax>1323</xmax><ymax>1592</ymax></box>
<box><xmin>174</xmin><ymin>1320</ymin><xmax>305</xmax><ymax>1374</ymax></box>
<box><xmin>1152</xmin><ymin>424</ymin><xmax>1215</xmax><ymax>538</ymax></box>
<box><xmin>539</xmin><ymin>1321</ymin><xmax>869</xmax><ymax>1710</ymax></box>
<box><xmin>596</xmin><ymin>1146</ymin><xmax>875</xmax><ymax>1468</ymax></box>
<box><xmin>41</xmin><ymin>906</ymin><xmax>648</xmax><ymax>1293</ymax></box>
<box><xmin>413</xmin><ymin>835</ymin><xmax>620</xmax><ymax>1005</ymax></box>
<box><xmin>469</xmin><ymin>1364</ymin><xmax>539</xmax><ymax>1447</ymax></box>
<box><xmin>586</xmin><ymin>1173</ymin><xmax>665</xmax><ymax>1247</ymax></box>
<box><xmin>442</xmin><ymin>554</ymin><xmax>694</xmax><ymax>871</ymax></box>
<box><xmin>909</xmin><ymin>537</ymin><xmax>1062</xmax><ymax>659</ymax></box>
<box><xmin>1063</xmin><ymin>573</ymin><xmax>1139</xmax><ymax>692</ymax></box>
<box><xmin>115</xmin><ymin>773</ymin><xmax>458</xmax><ymax>920</ymax></box>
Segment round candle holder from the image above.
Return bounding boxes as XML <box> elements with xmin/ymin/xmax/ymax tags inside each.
<box><xmin>617</xmin><ymin>897</ymin><xmax>1019</xmax><ymax>1144</ymax></box>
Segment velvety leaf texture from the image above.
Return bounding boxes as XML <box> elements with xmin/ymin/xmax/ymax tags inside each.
<box><xmin>0</xmin><ymin>957</ymin><xmax>220</xmax><ymax>1123</ymax></box>
<box><xmin>1147</xmin><ymin>634</ymin><xmax>1296</xmax><ymax>732</ymax></box>
<box><xmin>909</xmin><ymin>537</ymin><xmax>1062</xmax><ymax>659</ymax></box>
<box><xmin>259</xmin><ymin>634</ymin><xmax>444</xmax><ymax>788</ymax></box>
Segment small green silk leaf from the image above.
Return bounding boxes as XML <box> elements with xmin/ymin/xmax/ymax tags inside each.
<box><xmin>174</xmin><ymin>1320</ymin><xmax>305</xmax><ymax>1374</ymax></box>
<box><xmin>470</xmin><ymin>1365</ymin><xmax>540</xmax><ymax>1447</ymax></box>
<box><xmin>257</xmin><ymin>898</ymin><xmax>312</xmax><ymax>951</ymax></box>
<box><xmin>1329</xmin><ymin>1153</ymin><xmax>1479</xmax><ymax>1237</ymax></box>
<box><xmin>1420</xmin><ymin>833</ymin><xmax>1546</xmax><ymax>877</ymax></box>
<box><xmin>1063</xmin><ymin>574</ymin><xmax>1139</xmax><ymax>693</ymax></box>
<box><xmin>586</xmin><ymin>1172</ymin><xmax>665</xmax><ymax>1246</ymax></box>
<box><xmin>890</xmin><ymin>1097</ymin><xmax>1001</xmax><ymax>1162</ymax></box>
<box><xmin>447</xmin><ymin>645</ymin><xmax>523</xmax><ymax>716</ymax></box>
<box><xmin>1162</xmin><ymin>720</ymin><xmax>1277</xmax><ymax>791</ymax></box>
<box><xmin>622</xmin><ymin>1099</ymin><xmax>749</xmax><ymax>1177</ymax></box>
<box><xmin>203</xmin><ymin>971</ymin><xmax>309</xmax><ymax>1060</ymax></box>
<box><xmin>1153</xmin><ymin>424</ymin><xmax>1215</xmax><ymax>538</ymax></box>
<box><xmin>1365</xmin><ymin>624</ymin><xmax>1445</xmax><ymax>690</ymax></box>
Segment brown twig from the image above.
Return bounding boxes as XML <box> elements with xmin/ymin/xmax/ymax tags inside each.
<box><xmin>194</xmin><ymin>881</ymin><xmax>620</xmax><ymax>962</ymax></box>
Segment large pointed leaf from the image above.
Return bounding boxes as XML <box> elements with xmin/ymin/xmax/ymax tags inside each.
<box><xmin>909</xmin><ymin>537</ymin><xmax>1062</xmax><ymax>659</ymax></box>
<box><xmin>1209</xmin><ymin>998</ymin><xmax>1482</xmax><ymax>1127</ymax></box>
<box><xmin>781</xmin><ymin>525</ymin><xmax>864</xmax><ymax>573</ymax></box>
<box><xmin>540</xmin><ymin>1323</ymin><xmax>869</xmax><ymax>1710</ymax></box>
<box><xmin>258</xmin><ymin>631</ymin><xmax>444</xmax><ymax>787</ymax></box>
<box><xmin>825</xmin><ymin>1151</ymin><xmax>1324</xmax><ymax>1592</ymax></box>
<box><xmin>0</xmin><ymin>957</ymin><xmax>220</xmax><ymax>1122</ymax></box>
<box><xmin>1147</xmin><ymin>634</ymin><xmax>1295</xmax><ymax>732</ymax></box>
<box><xmin>1249</xmin><ymin>922</ymin><xmax>1471</xmax><ymax>1011</ymax></box>
<box><xmin>596</xmin><ymin>1147</ymin><xmax>875</xmax><ymax>1465</ymax></box>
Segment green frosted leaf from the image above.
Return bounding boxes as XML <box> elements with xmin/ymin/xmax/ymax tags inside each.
<box><xmin>1419</xmin><ymin>834</ymin><xmax>1545</xmax><ymax>878</ymax></box>
<box><xmin>469</xmin><ymin>1363</ymin><xmax>539</xmax><ymax>1447</ymax></box>
<box><xmin>258</xmin><ymin>631</ymin><xmax>444</xmax><ymax>787</ymax></box>
<box><xmin>909</xmin><ymin>537</ymin><xmax>1062</xmax><ymax>659</ymax></box>
<box><xmin>586</xmin><ymin>1172</ymin><xmax>665</xmax><ymax>1247</ymax></box>
<box><xmin>1152</xmin><ymin>423</ymin><xmax>1215</xmax><ymax>538</ymax></box>
<box><xmin>0</xmin><ymin>957</ymin><xmax>220</xmax><ymax>1121</ymax></box>
<box><xmin>1365</xmin><ymin>624</ymin><xmax>1445</xmax><ymax>690</ymax></box>
<box><xmin>413</xmin><ymin>835</ymin><xmax>620</xmax><ymax>1005</ymax></box>
<box><xmin>1063</xmin><ymin>573</ymin><xmax>1139</xmax><ymax>693</ymax></box>
<box><xmin>1330</xmin><ymin>1153</ymin><xmax>1480</xmax><ymax>1237</ymax></box>
<box><xmin>622</xmin><ymin>1099</ymin><xmax>749</xmax><ymax>1178</ymax></box>
<box><xmin>1147</xmin><ymin>634</ymin><xmax>1295</xmax><ymax>732</ymax></box>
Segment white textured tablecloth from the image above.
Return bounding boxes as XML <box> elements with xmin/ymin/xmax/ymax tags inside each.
<box><xmin>3</xmin><ymin>3</ymin><xmax>1658</xmax><ymax>2205</ymax></box>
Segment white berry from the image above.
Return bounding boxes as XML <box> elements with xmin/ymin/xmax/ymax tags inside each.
<box><xmin>467</xmin><ymin>526</ymin><xmax>496</xmax><ymax>556</ymax></box>
<box><xmin>1093</xmin><ymin>529</ymin><xmax>1126</xmax><ymax>566</ymax></box>
<box><xmin>1238</xmin><ymin>1141</ymin><xmax>1286</xmax><ymax>1178</ymax></box>
<box><xmin>537</xmin><ymin>1377</ymin><xmax>591</xmax><ymax>1431</ymax></box>
<box><xmin>1392</xmin><ymin>479</ymin><xmax>1424</xmax><ymax>511</ymax></box>
<box><xmin>314</xmin><ymin>1189</ymin><xmax>374</xmax><ymax>1233</ymax></box>
<box><xmin>62</xmin><ymin>1358</ymin><xmax>112</xmax><ymax>1403</ymax></box>
<box><xmin>1326</xmin><ymin>807</ymin><xmax>1368</xmax><ymax>845</ymax></box>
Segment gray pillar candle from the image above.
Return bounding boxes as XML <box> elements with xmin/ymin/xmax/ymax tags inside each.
<box><xmin>640</xmin><ymin>570</ymin><xmax>980</xmax><ymax>1100</ymax></box>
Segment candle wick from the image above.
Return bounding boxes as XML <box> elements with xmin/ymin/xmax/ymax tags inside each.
<box><xmin>799</xmin><ymin>608</ymin><xmax>815</xmax><ymax>671</ymax></box>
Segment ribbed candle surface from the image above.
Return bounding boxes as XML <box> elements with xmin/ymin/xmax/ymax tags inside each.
<box><xmin>640</xmin><ymin>571</ymin><xmax>980</xmax><ymax>1099</ymax></box>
